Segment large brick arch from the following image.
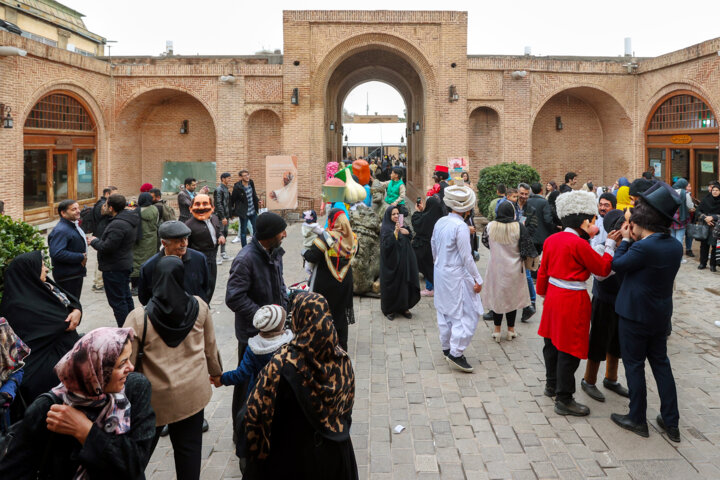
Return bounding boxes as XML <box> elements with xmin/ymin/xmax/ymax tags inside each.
<box><xmin>531</xmin><ymin>86</ymin><xmax>634</xmax><ymax>186</ymax></box>
<box><xmin>468</xmin><ymin>105</ymin><xmax>502</xmax><ymax>176</ymax></box>
<box><xmin>112</xmin><ymin>88</ymin><xmax>217</xmax><ymax>194</ymax></box>
<box><xmin>246</xmin><ymin>109</ymin><xmax>282</xmax><ymax>194</ymax></box>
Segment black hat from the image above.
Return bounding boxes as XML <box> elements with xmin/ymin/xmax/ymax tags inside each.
<box><xmin>629</xmin><ymin>178</ymin><xmax>655</xmax><ymax>197</ymax></box>
<box><xmin>256</xmin><ymin>212</ymin><xmax>287</xmax><ymax>240</ymax></box>
<box><xmin>158</xmin><ymin>220</ymin><xmax>191</xmax><ymax>239</ymax></box>
<box><xmin>602</xmin><ymin>209</ymin><xmax>624</xmax><ymax>234</ymax></box>
<box><xmin>639</xmin><ymin>181</ymin><xmax>680</xmax><ymax>221</ymax></box>
<box><xmin>599</xmin><ymin>192</ymin><xmax>617</xmax><ymax>209</ymax></box>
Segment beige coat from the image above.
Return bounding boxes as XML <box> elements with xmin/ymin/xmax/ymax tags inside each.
<box><xmin>124</xmin><ymin>298</ymin><xmax>223</xmax><ymax>426</ymax></box>
<box><xmin>481</xmin><ymin>222</ymin><xmax>531</xmax><ymax>314</ymax></box>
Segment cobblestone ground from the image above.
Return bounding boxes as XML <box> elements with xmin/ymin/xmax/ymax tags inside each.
<box><xmin>75</xmin><ymin>223</ymin><xmax>720</xmax><ymax>479</ymax></box>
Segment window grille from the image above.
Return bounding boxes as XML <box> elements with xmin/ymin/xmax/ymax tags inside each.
<box><xmin>648</xmin><ymin>94</ymin><xmax>717</xmax><ymax>130</ymax></box>
<box><xmin>24</xmin><ymin>93</ymin><xmax>95</xmax><ymax>131</ymax></box>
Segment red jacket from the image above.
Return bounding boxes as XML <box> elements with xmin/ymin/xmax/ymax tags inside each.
<box><xmin>537</xmin><ymin>231</ymin><xmax>613</xmax><ymax>358</ymax></box>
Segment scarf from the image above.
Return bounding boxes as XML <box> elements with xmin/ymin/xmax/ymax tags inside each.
<box><xmin>52</xmin><ymin>327</ymin><xmax>134</xmax><ymax>435</ymax></box>
<box><xmin>243</xmin><ymin>292</ymin><xmax>354</xmax><ymax>461</ymax></box>
<box><xmin>314</xmin><ymin>209</ymin><xmax>358</xmax><ymax>282</ymax></box>
<box><xmin>413</xmin><ymin>195</ymin><xmax>444</xmax><ymax>240</ymax></box>
<box><xmin>380</xmin><ymin>204</ymin><xmax>401</xmax><ymax>239</ymax></box>
<box><xmin>384</xmin><ymin>179</ymin><xmax>404</xmax><ymax>204</ymax></box>
<box><xmin>0</xmin><ymin>317</ymin><xmax>30</xmax><ymax>383</ymax></box>
<box><xmin>672</xmin><ymin>178</ymin><xmax>689</xmax><ymax>221</ymax></box>
<box><xmin>698</xmin><ymin>183</ymin><xmax>720</xmax><ymax>215</ymax></box>
<box><xmin>145</xmin><ymin>255</ymin><xmax>200</xmax><ymax>347</ymax></box>
<box><xmin>615</xmin><ymin>186</ymin><xmax>633</xmax><ymax>211</ymax></box>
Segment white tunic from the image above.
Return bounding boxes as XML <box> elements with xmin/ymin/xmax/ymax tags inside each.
<box><xmin>431</xmin><ymin>213</ymin><xmax>484</xmax><ymax>318</ymax></box>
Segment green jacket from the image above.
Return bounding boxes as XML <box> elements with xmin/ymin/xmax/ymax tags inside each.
<box><xmin>131</xmin><ymin>205</ymin><xmax>160</xmax><ymax>278</ymax></box>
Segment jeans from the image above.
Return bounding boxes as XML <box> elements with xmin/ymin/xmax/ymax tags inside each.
<box><xmin>425</xmin><ymin>279</ymin><xmax>433</xmax><ymax>291</ymax></box>
<box><xmin>671</xmin><ymin>228</ymin><xmax>685</xmax><ymax>245</ymax></box>
<box><xmin>685</xmin><ymin>228</ymin><xmax>693</xmax><ymax>251</ymax></box>
<box><xmin>240</xmin><ymin>213</ymin><xmax>258</xmax><ymax>247</ymax></box>
<box><xmin>220</xmin><ymin>224</ymin><xmax>229</xmax><ymax>253</ymax></box>
<box><xmin>103</xmin><ymin>270</ymin><xmax>134</xmax><ymax>327</ymax></box>
<box><xmin>526</xmin><ymin>268</ymin><xmax>536</xmax><ymax>302</ymax></box>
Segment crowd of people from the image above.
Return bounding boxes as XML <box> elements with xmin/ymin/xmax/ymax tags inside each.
<box><xmin>0</xmin><ymin>159</ymin><xmax>718</xmax><ymax>478</ymax></box>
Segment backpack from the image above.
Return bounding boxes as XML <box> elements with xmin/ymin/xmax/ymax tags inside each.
<box><xmin>79</xmin><ymin>206</ymin><xmax>95</xmax><ymax>233</ymax></box>
<box><xmin>160</xmin><ymin>200</ymin><xmax>177</xmax><ymax>222</ymax></box>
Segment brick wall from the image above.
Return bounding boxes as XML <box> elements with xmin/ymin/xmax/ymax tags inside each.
<box><xmin>247</xmin><ymin>109</ymin><xmax>282</xmax><ymax>194</ymax></box>
<box><xmin>468</xmin><ymin>107</ymin><xmax>501</xmax><ymax>177</ymax></box>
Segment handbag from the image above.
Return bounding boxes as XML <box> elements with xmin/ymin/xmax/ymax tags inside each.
<box><xmin>523</xmin><ymin>256</ymin><xmax>540</xmax><ymax>272</ymax></box>
<box><xmin>135</xmin><ymin>309</ymin><xmax>148</xmax><ymax>373</ymax></box>
<box><xmin>687</xmin><ymin>221</ymin><xmax>710</xmax><ymax>241</ymax></box>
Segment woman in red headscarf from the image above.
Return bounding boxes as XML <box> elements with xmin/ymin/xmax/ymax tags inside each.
<box><xmin>302</xmin><ymin>209</ymin><xmax>358</xmax><ymax>351</ymax></box>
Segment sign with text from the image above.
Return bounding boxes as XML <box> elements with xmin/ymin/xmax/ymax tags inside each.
<box><xmin>266</xmin><ymin>155</ymin><xmax>298</xmax><ymax>210</ymax></box>
<box><xmin>670</xmin><ymin>134</ymin><xmax>692</xmax><ymax>144</ymax></box>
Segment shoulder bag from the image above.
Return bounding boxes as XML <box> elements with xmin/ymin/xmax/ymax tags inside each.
<box><xmin>687</xmin><ymin>221</ymin><xmax>710</xmax><ymax>241</ymax></box>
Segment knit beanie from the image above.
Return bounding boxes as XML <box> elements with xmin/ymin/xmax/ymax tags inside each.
<box><xmin>255</xmin><ymin>212</ymin><xmax>287</xmax><ymax>240</ymax></box>
<box><xmin>253</xmin><ymin>305</ymin><xmax>286</xmax><ymax>332</ymax></box>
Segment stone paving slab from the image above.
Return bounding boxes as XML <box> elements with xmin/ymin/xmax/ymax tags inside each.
<box><xmin>72</xmin><ymin>221</ymin><xmax>720</xmax><ymax>479</ymax></box>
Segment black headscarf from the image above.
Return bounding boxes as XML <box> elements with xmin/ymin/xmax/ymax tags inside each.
<box><xmin>698</xmin><ymin>182</ymin><xmax>720</xmax><ymax>215</ymax></box>
<box><xmin>145</xmin><ymin>255</ymin><xmax>200</xmax><ymax>348</ymax></box>
<box><xmin>381</xmin><ymin>205</ymin><xmax>399</xmax><ymax>238</ymax></box>
<box><xmin>412</xmin><ymin>196</ymin><xmax>444</xmax><ymax>240</ymax></box>
<box><xmin>136</xmin><ymin>192</ymin><xmax>153</xmax><ymax>244</ymax></box>
<box><xmin>380</xmin><ymin>206</ymin><xmax>420</xmax><ymax>314</ymax></box>
<box><xmin>495</xmin><ymin>201</ymin><xmax>517</xmax><ymax>224</ymax></box>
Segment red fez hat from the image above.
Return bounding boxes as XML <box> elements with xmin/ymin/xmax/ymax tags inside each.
<box><xmin>434</xmin><ymin>165</ymin><xmax>449</xmax><ymax>173</ymax></box>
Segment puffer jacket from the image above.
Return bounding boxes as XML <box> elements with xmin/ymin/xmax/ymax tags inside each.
<box><xmin>90</xmin><ymin>209</ymin><xmax>139</xmax><ymax>272</ymax></box>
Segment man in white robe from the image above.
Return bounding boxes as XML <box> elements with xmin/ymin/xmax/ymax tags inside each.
<box><xmin>432</xmin><ymin>185</ymin><xmax>484</xmax><ymax>372</ymax></box>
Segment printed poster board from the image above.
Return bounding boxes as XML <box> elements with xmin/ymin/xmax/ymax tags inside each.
<box><xmin>448</xmin><ymin>157</ymin><xmax>468</xmax><ymax>184</ymax></box>
<box><xmin>161</xmin><ymin>161</ymin><xmax>217</xmax><ymax>193</ymax></box>
<box><xmin>266</xmin><ymin>155</ymin><xmax>298</xmax><ymax>210</ymax></box>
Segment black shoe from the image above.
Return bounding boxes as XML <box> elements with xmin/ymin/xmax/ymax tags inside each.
<box><xmin>385</xmin><ymin>313</ymin><xmax>394</xmax><ymax>321</ymax></box>
<box><xmin>581</xmin><ymin>379</ymin><xmax>605</xmax><ymax>402</ymax></box>
<box><xmin>160</xmin><ymin>425</ymin><xmax>169</xmax><ymax>437</ymax></box>
<box><xmin>686</xmin><ymin>250</ymin><xmax>695</xmax><ymax>257</ymax></box>
<box><xmin>543</xmin><ymin>385</ymin><xmax>556</xmax><ymax>398</ymax></box>
<box><xmin>611</xmin><ymin>413</ymin><xmax>649</xmax><ymax>437</ymax></box>
<box><xmin>711</xmin><ymin>265</ymin><xmax>717</xmax><ymax>272</ymax></box>
<box><xmin>202</xmin><ymin>418</ymin><xmax>209</xmax><ymax>433</ymax></box>
<box><xmin>483</xmin><ymin>310</ymin><xmax>494</xmax><ymax>321</ymax></box>
<box><xmin>554</xmin><ymin>398</ymin><xmax>590</xmax><ymax>416</ymax></box>
<box><xmin>603</xmin><ymin>378</ymin><xmax>629</xmax><ymax>398</ymax></box>
<box><xmin>521</xmin><ymin>303</ymin><xmax>536</xmax><ymax>322</ymax></box>
<box><xmin>443</xmin><ymin>349</ymin><xmax>450</xmax><ymax>357</ymax></box>
<box><xmin>446</xmin><ymin>354</ymin><xmax>473</xmax><ymax>373</ymax></box>
<box><xmin>402</xmin><ymin>310</ymin><xmax>412</xmax><ymax>319</ymax></box>
<box><xmin>698</xmin><ymin>264</ymin><xmax>706</xmax><ymax>270</ymax></box>
<box><xmin>656</xmin><ymin>414</ymin><xmax>680</xmax><ymax>443</ymax></box>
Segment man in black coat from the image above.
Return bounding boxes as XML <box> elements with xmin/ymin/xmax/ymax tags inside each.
<box><xmin>226</xmin><ymin>212</ymin><xmax>288</xmax><ymax>436</ymax></box>
<box><xmin>87</xmin><ymin>194</ymin><xmax>139</xmax><ymax>327</ymax></box>
<box><xmin>48</xmin><ymin>199</ymin><xmax>88</xmax><ymax>299</ymax></box>
<box><xmin>91</xmin><ymin>186</ymin><xmax>117</xmax><ymax>291</ymax></box>
<box><xmin>517</xmin><ymin>183</ymin><xmax>539</xmax><ymax>321</ymax></box>
<box><xmin>527</xmin><ymin>183</ymin><xmax>555</xmax><ymax>254</ymax></box>
<box><xmin>214</xmin><ymin>172</ymin><xmax>232</xmax><ymax>260</ymax></box>
<box><xmin>230</xmin><ymin>169</ymin><xmax>260</xmax><ymax>247</ymax></box>
<box><xmin>138</xmin><ymin>221</ymin><xmax>210</xmax><ymax>306</ymax></box>
<box><xmin>185</xmin><ymin>194</ymin><xmax>225</xmax><ymax>301</ymax></box>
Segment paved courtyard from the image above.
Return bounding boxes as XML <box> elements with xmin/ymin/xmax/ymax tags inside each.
<box><xmin>76</xmin><ymin>222</ymin><xmax>720</xmax><ymax>480</ymax></box>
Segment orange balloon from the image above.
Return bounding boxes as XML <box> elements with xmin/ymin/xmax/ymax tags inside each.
<box><xmin>352</xmin><ymin>159</ymin><xmax>370</xmax><ymax>185</ymax></box>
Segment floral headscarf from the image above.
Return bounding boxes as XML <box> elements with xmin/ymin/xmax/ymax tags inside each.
<box><xmin>313</xmin><ymin>209</ymin><xmax>358</xmax><ymax>282</ymax></box>
<box><xmin>52</xmin><ymin>327</ymin><xmax>134</xmax><ymax>436</ymax></box>
<box><xmin>0</xmin><ymin>317</ymin><xmax>31</xmax><ymax>383</ymax></box>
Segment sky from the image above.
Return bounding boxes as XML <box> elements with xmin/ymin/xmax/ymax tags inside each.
<box><xmin>66</xmin><ymin>0</ymin><xmax>720</xmax><ymax>116</ymax></box>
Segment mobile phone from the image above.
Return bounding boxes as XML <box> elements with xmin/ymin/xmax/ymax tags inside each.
<box><xmin>397</xmin><ymin>213</ymin><xmax>404</xmax><ymax>227</ymax></box>
<box><xmin>416</xmin><ymin>197</ymin><xmax>422</xmax><ymax>205</ymax></box>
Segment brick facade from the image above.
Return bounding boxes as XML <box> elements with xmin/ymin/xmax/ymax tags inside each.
<box><xmin>0</xmin><ymin>14</ymin><xmax>719</xmax><ymax>221</ymax></box>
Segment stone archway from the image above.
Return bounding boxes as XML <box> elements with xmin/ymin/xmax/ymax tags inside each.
<box><xmin>468</xmin><ymin>106</ymin><xmax>501</xmax><ymax>177</ymax></box>
<box><xmin>113</xmin><ymin>88</ymin><xmax>217</xmax><ymax>194</ymax></box>
<box><xmin>246</xmin><ymin>109</ymin><xmax>282</xmax><ymax>194</ymax></box>
<box><xmin>531</xmin><ymin>87</ymin><xmax>632</xmax><ymax>186</ymax></box>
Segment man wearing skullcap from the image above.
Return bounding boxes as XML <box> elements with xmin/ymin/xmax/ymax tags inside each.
<box><xmin>431</xmin><ymin>185</ymin><xmax>484</xmax><ymax>373</ymax></box>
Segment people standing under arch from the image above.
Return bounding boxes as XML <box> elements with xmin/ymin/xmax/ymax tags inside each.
<box><xmin>177</xmin><ymin>178</ymin><xmax>197</xmax><ymax>223</ymax></box>
<box><xmin>214</xmin><ymin>172</ymin><xmax>233</xmax><ymax>262</ymax></box>
<box><xmin>185</xmin><ymin>194</ymin><xmax>225</xmax><ymax>302</ymax></box>
<box><xmin>697</xmin><ymin>181</ymin><xmax>720</xmax><ymax>271</ymax></box>
<box><xmin>48</xmin><ymin>199</ymin><xmax>88</xmax><ymax>300</ymax></box>
<box><xmin>231</xmin><ymin>170</ymin><xmax>261</xmax><ymax>247</ymax></box>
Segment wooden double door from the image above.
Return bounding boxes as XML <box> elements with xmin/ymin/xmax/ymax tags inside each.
<box><xmin>647</xmin><ymin>147</ymin><xmax>718</xmax><ymax>198</ymax></box>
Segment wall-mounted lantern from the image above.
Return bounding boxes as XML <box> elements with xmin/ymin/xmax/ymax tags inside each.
<box><xmin>449</xmin><ymin>85</ymin><xmax>459</xmax><ymax>102</ymax></box>
<box><xmin>414</xmin><ymin>121</ymin><xmax>421</xmax><ymax>132</ymax></box>
<box><xmin>329</xmin><ymin>121</ymin><xmax>335</xmax><ymax>131</ymax></box>
<box><xmin>0</xmin><ymin>104</ymin><xmax>13</xmax><ymax>129</ymax></box>
<box><xmin>180</xmin><ymin>120</ymin><xmax>189</xmax><ymax>134</ymax></box>
<box><xmin>555</xmin><ymin>116</ymin><xmax>563</xmax><ymax>131</ymax></box>
<box><xmin>291</xmin><ymin>88</ymin><xmax>299</xmax><ymax>105</ymax></box>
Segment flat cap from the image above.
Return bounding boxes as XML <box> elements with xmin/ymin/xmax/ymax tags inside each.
<box><xmin>158</xmin><ymin>220</ymin><xmax>191</xmax><ymax>239</ymax></box>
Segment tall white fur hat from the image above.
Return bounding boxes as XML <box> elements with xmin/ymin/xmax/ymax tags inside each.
<box><xmin>443</xmin><ymin>185</ymin><xmax>476</xmax><ymax>213</ymax></box>
<box><xmin>253</xmin><ymin>304</ymin><xmax>286</xmax><ymax>332</ymax></box>
<box><xmin>555</xmin><ymin>191</ymin><xmax>598</xmax><ymax>219</ymax></box>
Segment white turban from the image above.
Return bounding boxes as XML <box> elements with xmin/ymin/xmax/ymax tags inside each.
<box><xmin>443</xmin><ymin>185</ymin><xmax>476</xmax><ymax>213</ymax></box>
<box><xmin>252</xmin><ymin>304</ymin><xmax>287</xmax><ymax>332</ymax></box>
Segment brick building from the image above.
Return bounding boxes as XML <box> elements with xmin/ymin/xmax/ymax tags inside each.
<box><xmin>0</xmin><ymin>10</ymin><xmax>718</xmax><ymax>222</ymax></box>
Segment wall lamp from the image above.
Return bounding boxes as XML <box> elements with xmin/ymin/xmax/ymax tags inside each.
<box><xmin>414</xmin><ymin>121</ymin><xmax>421</xmax><ymax>132</ymax></box>
<box><xmin>555</xmin><ymin>116</ymin><xmax>563</xmax><ymax>131</ymax></box>
<box><xmin>406</xmin><ymin>127</ymin><xmax>411</xmax><ymax>137</ymax></box>
<box><xmin>219</xmin><ymin>74</ymin><xmax>236</xmax><ymax>84</ymax></box>
<box><xmin>449</xmin><ymin>85</ymin><xmax>459</xmax><ymax>102</ymax></box>
<box><xmin>511</xmin><ymin>70</ymin><xmax>528</xmax><ymax>80</ymax></box>
<box><xmin>400</xmin><ymin>135</ymin><xmax>404</xmax><ymax>143</ymax></box>
<box><xmin>329</xmin><ymin>121</ymin><xmax>335</xmax><ymax>131</ymax></box>
<box><xmin>180</xmin><ymin>120</ymin><xmax>189</xmax><ymax>134</ymax></box>
<box><xmin>344</xmin><ymin>134</ymin><xmax>348</xmax><ymax>142</ymax></box>
<box><xmin>291</xmin><ymin>88</ymin><xmax>299</xmax><ymax>105</ymax></box>
<box><xmin>0</xmin><ymin>105</ymin><xmax>13</xmax><ymax>128</ymax></box>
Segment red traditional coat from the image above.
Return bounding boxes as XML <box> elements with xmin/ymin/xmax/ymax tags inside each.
<box><xmin>537</xmin><ymin>231</ymin><xmax>613</xmax><ymax>359</ymax></box>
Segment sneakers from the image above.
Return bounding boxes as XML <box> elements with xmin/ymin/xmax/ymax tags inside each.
<box><xmin>442</xmin><ymin>349</ymin><xmax>450</xmax><ymax>357</ymax></box>
<box><xmin>92</xmin><ymin>285</ymin><xmax>104</xmax><ymax>292</ymax></box>
<box><xmin>216</xmin><ymin>257</ymin><xmax>223</xmax><ymax>265</ymax></box>
<box><xmin>554</xmin><ymin>398</ymin><xmax>590</xmax><ymax>416</ymax></box>
<box><xmin>221</xmin><ymin>252</ymin><xmax>229</xmax><ymax>260</ymax></box>
<box><xmin>446</xmin><ymin>353</ymin><xmax>473</xmax><ymax>373</ymax></box>
<box><xmin>231</xmin><ymin>236</ymin><xmax>242</xmax><ymax>244</ymax></box>
<box><xmin>715</xmin><ymin>321</ymin><xmax>720</xmax><ymax>328</ymax></box>
<box><xmin>483</xmin><ymin>310</ymin><xmax>494</xmax><ymax>321</ymax></box>
<box><xmin>420</xmin><ymin>289</ymin><xmax>434</xmax><ymax>297</ymax></box>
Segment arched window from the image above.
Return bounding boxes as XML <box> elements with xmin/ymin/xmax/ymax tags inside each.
<box><xmin>648</xmin><ymin>94</ymin><xmax>717</xmax><ymax>131</ymax></box>
<box><xmin>23</xmin><ymin>92</ymin><xmax>97</xmax><ymax>223</ymax></box>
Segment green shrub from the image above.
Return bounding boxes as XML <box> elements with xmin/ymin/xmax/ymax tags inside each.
<box><xmin>476</xmin><ymin>163</ymin><xmax>541</xmax><ymax>217</ymax></box>
<box><xmin>0</xmin><ymin>215</ymin><xmax>48</xmax><ymax>301</ymax></box>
